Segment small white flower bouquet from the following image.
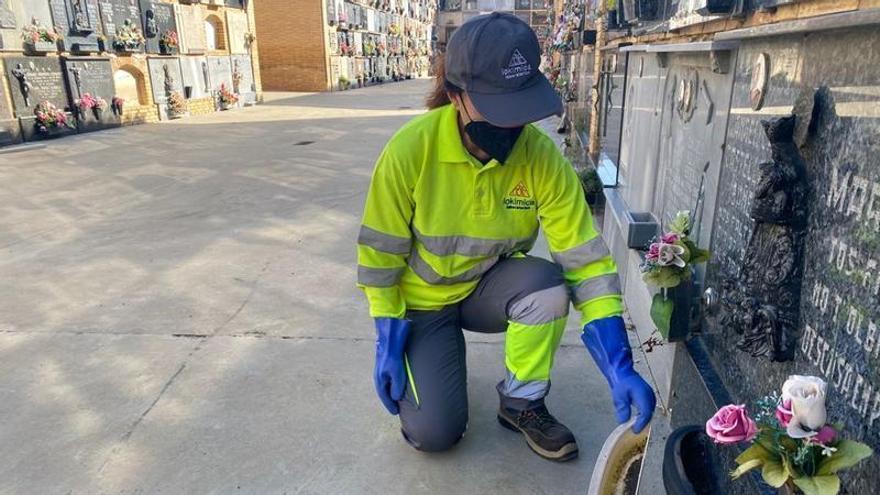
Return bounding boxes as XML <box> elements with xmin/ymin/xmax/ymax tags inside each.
<box><xmin>706</xmin><ymin>375</ymin><xmax>872</xmax><ymax>495</ymax></box>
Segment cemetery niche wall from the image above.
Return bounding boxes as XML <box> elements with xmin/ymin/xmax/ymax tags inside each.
<box><xmin>0</xmin><ymin>0</ymin><xmax>263</xmax><ymax>146</ymax></box>
<box><xmin>139</xmin><ymin>0</ymin><xmax>179</xmax><ymax>55</ymax></box>
<box><xmin>693</xmin><ymin>26</ymin><xmax>880</xmax><ymax>495</ymax></box>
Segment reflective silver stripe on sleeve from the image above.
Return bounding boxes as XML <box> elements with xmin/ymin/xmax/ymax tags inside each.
<box><xmin>357</xmin><ymin>265</ymin><xmax>406</xmax><ymax>287</ymax></box>
<box><xmin>413</xmin><ymin>226</ymin><xmax>537</xmax><ymax>257</ymax></box>
<box><xmin>550</xmin><ymin>236</ymin><xmax>611</xmax><ymax>272</ymax></box>
<box><xmin>357</xmin><ymin>225</ymin><xmax>412</xmax><ymax>255</ymax></box>
<box><xmin>408</xmin><ymin>249</ymin><xmax>499</xmax><ymax>285</ymax></box>
<box><xmin>571</xmin><ymin>273</ymin><xmax>622</xmax><ymax>305</ymax></box>
<box><xmin>498</xmin><ymin>371</ymin><xmax>549</xmax><ymax>401</ymax></box>
<box><xmin>508</xmin><ymin>284</ymin><xmax>570</xmax><ymax>325</ymax></box>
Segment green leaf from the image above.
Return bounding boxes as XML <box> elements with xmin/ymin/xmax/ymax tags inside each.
<box><xmin>736</xmin><ymin>442</ymin><xmax>774</xmax><ymax>465</ymax></box>
<box><xmin>731</xmin><ymin>459</ymin><xmax>763</xmax><ymax>480</ymax></box>
<box><xmin>690</xmin><ymin>248</ymin><xmax>711</xmax><ymax>264</ymax></box>
<box><xmin>793</xmin><ymin>476</ymin><xmax>841</xmax><ymax>495</ymax></box>
<box><xmin>668</xmin><ymin>210</ymin><xmax>691</xmax><ymax>234</ymax></box>
<box><xmin>650</xmin><ymin>293</ymin><xmax>674</xmax><ymax>337</ymax></box>
<box><xmin>762</xmin><ymin>457</ymin><xmax>791</xmax><ymax>488</ymax></box>
<box><xmin>816</xmin><ymin>440</ymin><xmax>873</xmax><ymax>475</ymax></box>
<box><xmin>643</xmin><ymin>266</ymin><xmax>682</xmax><ymax>288</ymax></box>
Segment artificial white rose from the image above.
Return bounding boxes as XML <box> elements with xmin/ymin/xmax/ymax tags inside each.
<box><xmin>781</xmin><ymin>375</ymin><xmax>827</xmax><ymax>438</ymax></box>
<box><xmin>657</xmin><ymin>243</ymin><xmax>686</xmax><ymax>267</ymax></box>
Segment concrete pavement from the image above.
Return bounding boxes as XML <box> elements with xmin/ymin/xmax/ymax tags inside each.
<box><xmin>0</xmin><ymin>80</ymin><xmax>622</xmax><ymax>494</ymax></box>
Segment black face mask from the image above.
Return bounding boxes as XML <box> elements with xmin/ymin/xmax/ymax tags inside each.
<box><xmin>461</xmin><ymin>104</ymin><xmax>523</xmax><ymax>164</ymax></box>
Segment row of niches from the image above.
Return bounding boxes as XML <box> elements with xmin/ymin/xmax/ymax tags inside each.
<box><xmin>0</xmin><ymin>0</ymin><xmax>253</xmax><ymax>57</ymax></box>
<box><xmin>1</xmin><ymin>53</ymin><xmax>256</xmax><ymax>144</ymax></box>
<box><xmin>440</xmin><ymin>0</ymin><xmax>552</xmax><ymax>11</ymax></box>
<box><xmin>330</xmin><ymin>54</ymin><xmax>431</xmax><ymax>90</ymax></box>
<box><xmin>326</xmin><ymin>0</ymin><xmax>436</xmax><ymax>31</ymax></box>
<box><xmin>329</xmin><ymin>30</ymin><xmax>431</xmax><ymax>58</ymax></box>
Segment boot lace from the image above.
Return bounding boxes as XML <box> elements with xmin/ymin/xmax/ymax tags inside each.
<box><xmin>519</xmin><ymin>407</ymin><xmax>556</xmax><ymax>429</ymax></box>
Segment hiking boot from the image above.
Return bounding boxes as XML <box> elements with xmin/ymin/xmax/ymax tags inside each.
<box><xmin>498</xmin><ymin>401</ymin><xmax>579</xmax><ymax>462</ymax></box>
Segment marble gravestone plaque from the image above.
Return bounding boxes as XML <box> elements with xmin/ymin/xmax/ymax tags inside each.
<box><xmin>50</xmin><ymin>0</ymin><xmax>101</xmax><ymax>53</ymax></box>
<box><xmin>139</xmin><ymin>0</ymin><xmax>177</xmax><ymax>54</ymax></box>
<box><xmin>230</xmin><ymin>55</ymin><xmax>255</xmax><ymax>104</ymax></box>
<box><xmin>2</xmin><ymin>0</ymin><xmax>55</xmax><ymax>52</ymax></box>
<box><xmin>98</xmin><ymin>0</ymin><xmax>143</xmax><ymax>52</ymax></box>
<box><xmin>63</xmin><ymin>57</ymin><xmax>115</xmax><ymax>101</ymax></box>
<box><xmin>63</xmin><ymin>57</ymin><xmax>119</xmax><ymax>131</ymax></box>
<box><xmin>206</xmin><ymin>55</ymin><xmax>232</xmax><ymax>93</ymax></box>
<box><xmin>147</xmin><ymin>57</ymin><xmax>183</xmax><ymax>103</ymax></box>
<box><xmin>179</xmin><ymin>3</ymin><xmax>206</xmax><ymax>54</ymax></box>
<box><xmin>179</xmin><ymin>55</ymin><xmax>210</xmax><ymax>99</ymax></box>
<box><xmin>4</xmin><ymin>56</ymin><xmax>70</xmax><ymax>116</ymax></box>
<box><xmin>225</xmin><ymin>9</ymin><xmax>249</xmax><ymax>55</ymax></box>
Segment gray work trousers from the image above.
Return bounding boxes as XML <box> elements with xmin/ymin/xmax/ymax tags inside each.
<box><xmin>397</xmin><ymin>255</ymin><xmax>569</xmax><ymax>452</ymax></box>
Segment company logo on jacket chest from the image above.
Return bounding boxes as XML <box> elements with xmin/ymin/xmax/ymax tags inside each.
<box><xmin>504</xmin><ymin>181</ymin><xmax>536</xmax><ymax>210</ymax></box>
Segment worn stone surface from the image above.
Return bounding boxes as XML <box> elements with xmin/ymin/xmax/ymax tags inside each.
<box><xmin>704</xmin><ymin>27</ymin><xmax>880</xmax><ymax>493</ymax></box>
<box><xmin>225</xmin><ymin>8</ymin><xmax>249</xmax><ymax>55</ymax></box>
<box><xmin>230</xmin><ymin>54</ymin><xmax>255</xmax><ymax>104</ymax></box>
<box><xmin>179</xmin><ymin>55</ymin><xmax>210</xmax><ymax>100</ymax></box>
<box><xmin>207</xmin><ymin>55</ymin><xmax>233</xmax><ymax>93</ymax></box>
<box><xmin>177</xmin><ymin>3</ymin><xmax>206</xmax><ymax>54</ymax></box>
<box><xmin>146</xmin><ymin>57</ymin><xmax>183</xmax><ymax>103</ymax></box>
<box><xmin>0</xmin><ymin>80</ymin><xmax>622</xmax><ymax>493</ymax></box>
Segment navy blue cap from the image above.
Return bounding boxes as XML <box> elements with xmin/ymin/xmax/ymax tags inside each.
<box><xmin>445</xmin><ymin>12</ymin><xmax>563</xmax><ymax>127</ymax></box>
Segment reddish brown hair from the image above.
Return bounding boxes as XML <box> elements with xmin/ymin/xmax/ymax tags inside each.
<box><xmin>425</xmin><ymin>53</ymin><xmax>461</xmax><ymax>109</ymax></box>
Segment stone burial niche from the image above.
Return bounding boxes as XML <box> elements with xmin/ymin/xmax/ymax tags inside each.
<box><xmin>49</xmin><ymin>0</ymin><xmax>102</xmax><ymax>54</ymax></box>
<box><xmin>4</xmin><ymin>56</ymin><xmax>77</xmax><ymax>142</ymax></box>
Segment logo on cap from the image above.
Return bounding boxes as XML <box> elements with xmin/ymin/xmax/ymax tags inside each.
<box><xmin>502</xmin><ymin>49</ymin><xmax>532</xmax><ymax>80</ymax></box>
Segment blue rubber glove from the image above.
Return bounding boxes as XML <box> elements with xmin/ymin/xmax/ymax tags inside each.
<box><xmin>373</xmin><ymin>317</ymin><xmax>411</xmax><ymax>415</ymax></box>
<box><xmin>582</xmin><ymin>316</ymin><xmax>656</xmax><ymax>433</ymax></box>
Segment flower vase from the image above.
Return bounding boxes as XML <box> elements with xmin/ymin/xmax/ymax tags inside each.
<box><xmin>220</xmin><ymin>101</ymin><xmax>231</xmax><ymax>111</ymax></box>
<box><xmin>93</xmin><ymin>107</ymin><xmax>104</xmax><ymax>120</ymax></box>
<box><xmin>25</xmin><ymin>41</ymin><xmax>57</xmax><ymax>53</ymax></box>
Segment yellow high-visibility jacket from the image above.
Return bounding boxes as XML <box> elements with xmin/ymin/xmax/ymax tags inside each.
<box><xmin>357</xmin><ymin>103</ymin><xmax>622</xmax><ymax>326</ymax></box>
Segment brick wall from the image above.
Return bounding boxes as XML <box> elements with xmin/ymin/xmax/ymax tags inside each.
<box><xmin>188</xmin><ymin>96</ymin><xmax>216</xmax><ymax>116</ymax></box>
<box><xmin>253</xmin><ymin>0</ymin><xmax>329</xmax><ymax>91</ymax></box>
<box><xmin>121</xmin><ymin>104</ymin><xmax>160</xmax><ymax>126</ymax></box>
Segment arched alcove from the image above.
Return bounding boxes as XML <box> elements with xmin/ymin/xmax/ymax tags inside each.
<box><xmin>205</xmin><ymin>15</ymin><xmax>226</xmax><ymax>51</ymax></box>
<box><xmin>113</xmin><ymin>67</ymin><xmax>146</xmax><ymax>106</ymax></box>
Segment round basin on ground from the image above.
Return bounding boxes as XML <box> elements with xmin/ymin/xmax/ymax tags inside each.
<box><xmin>588</xmin><ymin>421</ymin><xmax>650</xmax><ymax>495</ymax></box>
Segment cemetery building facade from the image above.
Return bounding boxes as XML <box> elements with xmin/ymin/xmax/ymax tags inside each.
<box><xmin>433</xmin><ymin>0</ymin><xmax>554</xmax><ymax>51</ymax></box>
<box><xmin>254</xmin><ymin>0</ymin><xmax>435</xmax><ymax>92</ymax></box>
<box><xmin>0</xmin><ymin>0</ymin><xmax>263</xmax><ymax>146</ymax></box>
<box><xmin>548</xmin><ymin>0</ymin><xmax>880</xmax><ymax>492</ymax></box>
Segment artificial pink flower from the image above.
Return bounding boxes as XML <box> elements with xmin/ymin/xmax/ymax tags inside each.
<box><xmin>661</xmin><ymin>232</ymin><xmax>680</xmax><ymax>244</ymax></box>
<box><xmin>776</xmin><ymin>399</ymin><xmax>793</xmax><ymax>427</ymax></box>
<box><xmin>706</xmin><ymin>404</ymin><xmax>758</xmax><ymax>444</ymax></box>
<box><xmin>809</xmin><ymin>425</ymin><xmax>838</xmax><ymax>445</ymax></box>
